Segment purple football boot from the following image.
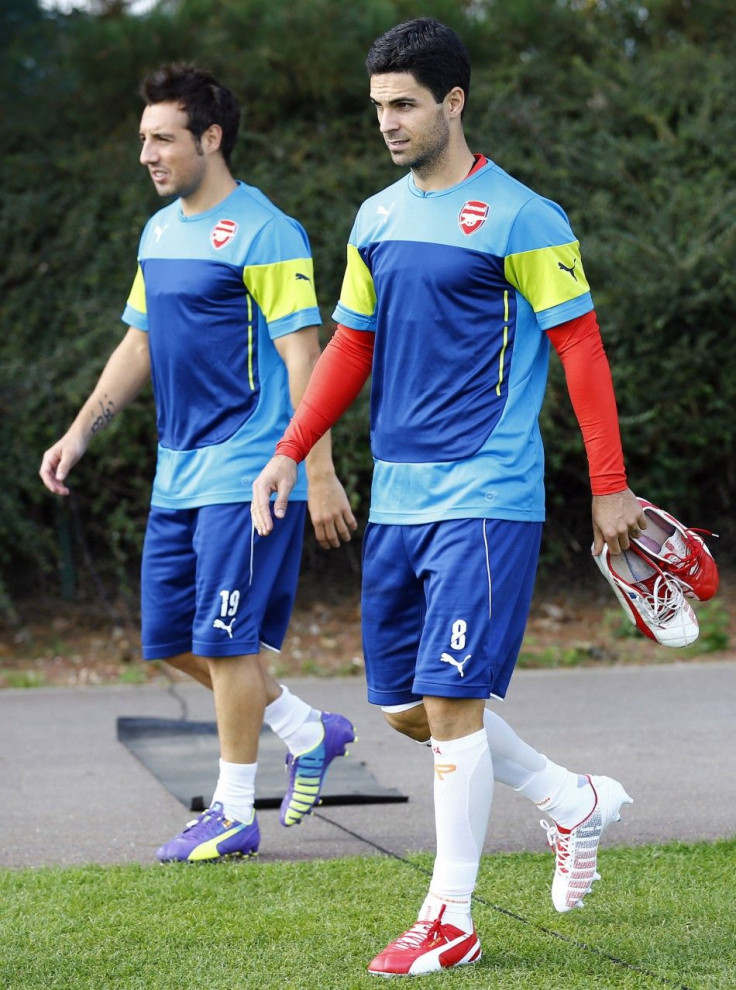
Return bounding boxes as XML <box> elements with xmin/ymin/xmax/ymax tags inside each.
<box><xmin>157</xmin><ymin>802</ymin><xmax>260</xmax><ymax>863</ymax></box>
<box><xmin>280</xmin><ymin>712</ymin><xmax>356</xmax><ymax>826</ymax></box>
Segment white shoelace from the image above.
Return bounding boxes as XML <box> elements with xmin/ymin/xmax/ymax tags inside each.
<box><xmin>636</xmin><ymin>571</ymin><xmax>686</xmax><ymax>623</ymax></box>
<box><xmin>540</xmin><ymin>820</ymin><xmax>570</xmax><ymax>870</ymax></box>
<box><xmin>392</xmin><ymin>906</ymin><xmax>448</xmax><ymax>949</ymax></box>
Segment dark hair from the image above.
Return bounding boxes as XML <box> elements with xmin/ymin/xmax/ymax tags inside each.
<box><xmin>365</xmin><ymin>17</ymin><xmax>471</xmax><ymax>109</ymax></box>
<box><xmin>140</xmin><ymin>63</ymin><xmax>241</xmax><ymax>164</ymax></box>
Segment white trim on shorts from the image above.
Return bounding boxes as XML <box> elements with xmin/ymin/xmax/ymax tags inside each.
<box><xmin>381</xmin><ymin>700</ymin><xmax>425</xmax><ymax>714</ymax></box>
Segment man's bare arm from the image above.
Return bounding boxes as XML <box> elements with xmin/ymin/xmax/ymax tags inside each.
<box><xmin>39</xmin><ymin>326</ymin><xmax>151</xmax><ymax>495</ymax></box>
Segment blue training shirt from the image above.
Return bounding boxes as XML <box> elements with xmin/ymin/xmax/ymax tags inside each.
<box><xmin>122</xmin><ymin>181</ymin><xmax>318</xmax><ymax>508</ymax></box>
<box><xmin>332</xmin><ymin>159</ymin><xmax>594</xmax><ymax>525</ymax></box>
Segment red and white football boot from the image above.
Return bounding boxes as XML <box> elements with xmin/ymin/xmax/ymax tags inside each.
<box><xmin>367</xmin><ymin>905</ymin><xmax>481</xmax><ymax>977</ymax></box>
<box><xmin>594</xmin><ymin>542</ymin><xmax>699</xmax><ymax>647</ymax></box>
<box><xmin>633</xmin><ymin>498</ymin><xmax>718</xmax><ymax>601</ymax></box>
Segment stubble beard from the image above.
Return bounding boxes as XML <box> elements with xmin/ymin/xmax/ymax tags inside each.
<box><xmin>391</xmin><ymin>111</ymin><xmax>451</xmax><ymax>181</ymax></box>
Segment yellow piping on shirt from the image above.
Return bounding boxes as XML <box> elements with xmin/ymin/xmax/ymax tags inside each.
<box><xmin>496</xmin><ymin>290</ymin><xmax>509</xmax><ymax>396</ymax></box>
<box><xmin>246</xmin><ymin>294</ymin><xmax>255</xmax><ymax>390</ymax></box>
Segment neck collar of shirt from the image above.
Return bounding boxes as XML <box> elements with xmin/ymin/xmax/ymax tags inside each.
<box><xmin>177</xmin><ymin>179</ymin><xmax>242</xmax><ymax>222</ymax></box>
<box><xmin>407</xmin><ymin>155</ymin><xmax>490</xmax><ymax>198</ymax></box>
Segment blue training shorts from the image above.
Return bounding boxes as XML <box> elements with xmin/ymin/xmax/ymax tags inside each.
<box><xmin>361</xmin><ymin>518</ymin><xmax>542</xmax><ymax>706</ymax></box>
<box><xmin>140</xmin><ymin>501</ymin><xmax>306</xmax><ymax>661</ymax></box>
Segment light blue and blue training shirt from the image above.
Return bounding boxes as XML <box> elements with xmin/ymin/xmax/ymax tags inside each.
<box><xmin>332</xmin><ymin>158</ymin><xmax>594</xmax><ymax>525</ymax></box>
<box><xmin>123</xmin><ymin>181</ymin><xmax>319</xmax><ymax>508</ymax></box>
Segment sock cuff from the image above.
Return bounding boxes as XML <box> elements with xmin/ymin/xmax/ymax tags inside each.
<box><xmin>218</xmin><ymin>758</ymin><xmax>258</xmax><ymax>780</ymax></box>
<box><xmin>431</xmin><ymin>728</ymin><xmax>488</xmax><ymax>756</ymax></box>
<box><xmin>264</xmin><ymin>685</ymin><xmax>291</xmax><ymax>719</ymax></box>
<box><xmin>264</xmin><ymin>685</ymin><xmax>316</xmax><ymax>733</ymax></box>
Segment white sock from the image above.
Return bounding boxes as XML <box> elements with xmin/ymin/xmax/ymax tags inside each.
<box><xmin>263</xmin><ymin>685</ymin><xmax>323</xmax><ymax>755</ymax></box>
<box><xmin>483</xmin><ymin>710</ymin><xmax>594</xmax><ymax>826</ymax></box>
<box><xmin>483</xmin><ymin>708</ymin><xmax>545</xmax><ymax>787</ymax></box>
<box><xmin>511</xmin><ymin>754</ymin><xmax>595</xmax><ymax>828</ymax></box>
<box><xmin>420</xmin><ymin>729</ymin><xmax>493</xmax><ymax>934</ymax></box>
<box><xmin>540</xmin><ymin>771</ymin><xmax>596</xmax><ymax>830</ymax></box>
<box><xmin>210</xmin><ymin>759</ymin><xmax>257</xmax><ymax>823</ymax></box>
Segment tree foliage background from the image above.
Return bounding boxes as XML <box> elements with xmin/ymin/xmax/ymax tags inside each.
<box><xmin>1</xmin><ymin>0</ymin><xmax>734</xmax><ymax>615</ymax></box>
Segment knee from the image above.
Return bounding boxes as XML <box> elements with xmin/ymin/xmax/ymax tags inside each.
<box><xmin>166</xmin><ymin>653</ymin><xmax>213</xmax><ymax>689</ymax></box>
<box><xmin>382</xmin><ymin>704</ymin><xmax>430</xmax><ymax>742</ymax></box>
<box><xmin>423</xmin><ymin>696</ymin><xmax>486</xmax><ymax>740</ymax></box>
<box><xmin>206</xmin><ymin>653</ymin><xmax>265</xmax><ymax>691</ymax></box>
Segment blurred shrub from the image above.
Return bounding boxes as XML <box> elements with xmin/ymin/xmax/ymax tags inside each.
<box><xmin>1</xmin><ymin>0</ymin><xmax>734</xmax><ymax>611</ymax></box>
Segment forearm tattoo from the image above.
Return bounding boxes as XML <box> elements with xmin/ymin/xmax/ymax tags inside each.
<box><xmin>90</xmin><ymin>395</ymin><xmax>115</xmax><ymax>434</ymax></box>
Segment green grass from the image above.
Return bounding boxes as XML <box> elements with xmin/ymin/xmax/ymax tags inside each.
<box><xmin>0</xmin><ymin>668</ymin><xmax>46</xmax><ymax>688</ymax></box>
<box><xmin>517</xmin><ymin>597</ymin><xmax>731</xmax><ymax>670</ymax></box>
<box><xmin>2</xmin><ymin>839</ymin><xmax>733</xmax><ymax>989</ymax></box>
<box><xmin>605</xmin><ymin>598</ymin><xmax>730</xmax><ymax>655</ymax></box>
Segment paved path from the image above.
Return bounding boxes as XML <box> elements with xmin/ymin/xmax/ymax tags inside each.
<box><xmin>2</xmin><ymin>661</ymin><xmax>735</xmax><ymax>869</ymax></box>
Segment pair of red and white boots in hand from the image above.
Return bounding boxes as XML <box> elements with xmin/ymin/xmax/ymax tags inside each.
<box><xmin>594</xmin><ymin>497</ymin><xmax>719</xmax><ymax>648</ymax></box>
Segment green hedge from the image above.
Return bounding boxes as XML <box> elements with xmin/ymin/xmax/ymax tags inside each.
<box><xmin>1</xmin><ymin>0</ymin><xmax>734</xmax><ymax>611</ymax></box>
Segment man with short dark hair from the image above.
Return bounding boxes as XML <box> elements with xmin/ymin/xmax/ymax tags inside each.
<box><xmin>40</xmin><ymin>63</ymin><xmax>357</xmax><ymax>862</ymax></box>
<box><xmin>251</xmin><ymin>18</ymin><xmax>653</xmax><ymax>975</ymax></box>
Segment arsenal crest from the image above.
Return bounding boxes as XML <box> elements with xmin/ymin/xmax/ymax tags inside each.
<box><xmin>211</xmin><ymin>218</ymin><xmax>238</xmax><ymax>249</ymax></box>
<box><xmin>458</xmin><ymin>200</ymin><xmax>489</xmax><ymax>235</ymax></box>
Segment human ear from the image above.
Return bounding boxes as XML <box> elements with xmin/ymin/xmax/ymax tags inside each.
<box><xmin>203</xmin><ymin>123</ymin><xmax>223</xmax><ymax>154</ymax></box>
<box><xmin>446</xmin><ymin>86</ymin><xmax>465</xmax><ymax>117</ymax></box>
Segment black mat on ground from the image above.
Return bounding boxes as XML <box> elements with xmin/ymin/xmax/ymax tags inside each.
<box><xmin>117</xmin><ymin>717</ymin><xmax>408</xmax><ymax>812</ymax></box>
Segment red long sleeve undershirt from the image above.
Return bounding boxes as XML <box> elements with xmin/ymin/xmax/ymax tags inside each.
<box><xmin>546</xmin><ymin>311</ymin><xmax>627</xmax><ymax>494</ymax></box>
<box><xmin>276</xmin><ymin>324</ymin><xmax>373</xmax><ymax>461</ymax></box>
<box><xmin>276</xmin><ymin>313</ymin><xmax>627</xmax><ymax>495</ymax></box>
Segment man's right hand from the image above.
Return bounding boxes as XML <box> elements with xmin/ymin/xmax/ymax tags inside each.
<box><xmin>39</xmin><ymin>433</ymin><xmax>87</xmax><ymax>496</ymax></box>
<box><xmin>38</xmin><ymin>327</ymin><xmax>152</xmax><ymax>498</ymax></box>
<box><xmin>251</xmin><ymin>454</ymin><xmax>299</xmax><ymax>536</ymax></box>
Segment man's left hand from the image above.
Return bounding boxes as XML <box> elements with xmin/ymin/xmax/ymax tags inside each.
<box><xmin>592</xmin><ymin>488</ymin><xmax>648</xmax><ymax>556</ymax></box>
<box><xmin>307</xmin><ymin>474</ymin><xmax>358</xmax><ymax>549</ymax></box>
